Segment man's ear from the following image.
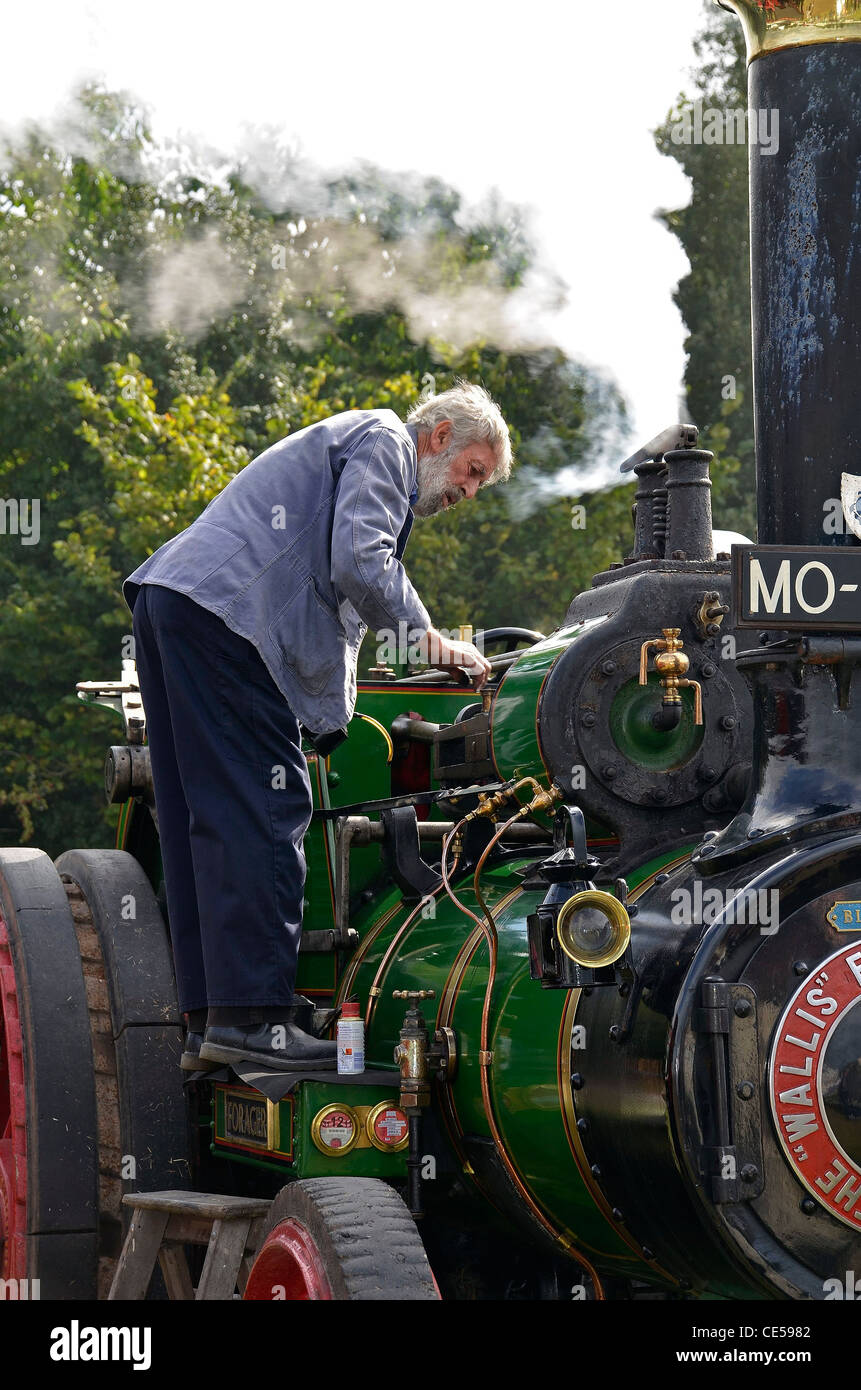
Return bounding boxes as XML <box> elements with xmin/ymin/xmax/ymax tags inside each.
<box><xmin>431</xmin><ymin>420</ymin><xmax>452</xmax><ymax>453</ymax></box>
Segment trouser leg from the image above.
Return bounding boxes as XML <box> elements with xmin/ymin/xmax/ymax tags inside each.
<box><xmin>133</xmin><ymin>583</ymin><xmax>313</xmax><ymax>1009</ymax></box>
<box><xmin>132</xmin><ymin>585</ymin><xmax>207</xmax><ymax>1013</ymax></box>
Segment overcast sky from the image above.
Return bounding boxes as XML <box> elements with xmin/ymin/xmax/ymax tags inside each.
<box><xmin>2</xmin><ymin>1</ymin><xmax>720</xmax><ymax>458</ymax></box>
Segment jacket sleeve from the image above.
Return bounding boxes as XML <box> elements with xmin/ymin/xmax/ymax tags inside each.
<box><xmin>330</xmin><ymin>425</ymin><xmax>432</xmax><ymax>636</ymax></box>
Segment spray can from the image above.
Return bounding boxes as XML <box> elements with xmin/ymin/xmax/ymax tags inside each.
<box><xmin>337</xmin><ymin>1002</ymin><xmax>365</xmax><ymax>1075</ymax></box>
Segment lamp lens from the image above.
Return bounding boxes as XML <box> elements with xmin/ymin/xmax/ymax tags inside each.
<box><xmin>568</xmin><ymin>907</ymin><xmax>615</xmax><ymax>957</ymax></box>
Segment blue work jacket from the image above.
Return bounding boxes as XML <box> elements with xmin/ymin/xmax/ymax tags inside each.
<box><xmin>123</xmin><ymin>410</ymin><xmax>431</xmax><ymax>735</ymax></box>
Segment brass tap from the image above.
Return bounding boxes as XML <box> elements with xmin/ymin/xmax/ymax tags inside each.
<box><xmin>640</xmin><ymin>628</ymin><xmax>703</xmax><ymax>725</ymax></box>
<box><xmin>392</xmin><ymin>990</ymin><xmax>456</xmax><ymax>1106</ymax></box>
<box><xmin>462</xmin><ymin>778</ymin><xmax>561</xmax><ymax>828</ymax></box>
<box><xmin>467</xmin><ymin>786</ymin><xmax>522</xmax><ymax>822</ymax></box>
<box><xmin>696</xmin><ymin>591</ymin><xmax>729</xmax><ymax>640</ymax></box>
<box><xmin>526</xmin><ymin>783</ymin><xmax>564</xmax><ymax>815</ymax></box>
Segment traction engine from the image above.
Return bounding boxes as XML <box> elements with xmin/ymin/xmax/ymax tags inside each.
<box><xmin>0</xmin><ymin>0</ymin><xmax>859</xmax><ymax>1301</ymax></box>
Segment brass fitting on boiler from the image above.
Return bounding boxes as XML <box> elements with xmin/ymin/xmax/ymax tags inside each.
<box><xmin>640</xmin><ymin>628</ymin><xmax>703</xmax><ymax>725</ymax></box>
<box><xmin>525</xmin><ymin>783</ymin><xmax>564</xmax><ymax>816</ymax></box>
<box><xmin>392</xmin><ymin>990</ymin><xmax>456</xmax><ymax>1108</ymax></box>
<box><xmin>463</xmin><ymin>778</ymin><xmax>562</xmax><ymax>828</ymax></box>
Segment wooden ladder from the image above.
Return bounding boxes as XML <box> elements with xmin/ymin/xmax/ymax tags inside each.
<box><xmin>108</xmin><ymin>1191</ymin><xmax>272</xmax><ymax>1301</ymax></box>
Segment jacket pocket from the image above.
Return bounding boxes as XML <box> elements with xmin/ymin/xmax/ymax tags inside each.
<box><xmin>268</xmin><ymin>576</ymin><xmax>345</xmax><ymax>695</ymax></box>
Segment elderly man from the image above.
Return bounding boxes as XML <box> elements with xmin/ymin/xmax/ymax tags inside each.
<box><xmin>123</xmin><ymin>381</ymin><xmax>512</xmax><ymax>1071</ymax></box>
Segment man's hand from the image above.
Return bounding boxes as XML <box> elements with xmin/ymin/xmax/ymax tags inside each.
<box><xmin>419</xmin><ymin>627</ymin><xmax>492</xmax><ymax>690</ymax></box>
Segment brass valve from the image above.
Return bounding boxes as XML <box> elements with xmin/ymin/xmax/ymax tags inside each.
<box><xmin>640</xmin><ymin>628</ymin><xmax>703</xmax><ymax>725</ymax></box>
<box><xmin>527</xmin><ymin>783</ymin><xmax>564</xmax><ymax>815</ymax></box>
<box><xmin>470</xmin><ymin>786</ymin><xmax>521</xmax><ymax>822</ymax></box>
<box><xmin>463</xmin><ymin>779</ymin><xmax>562</xmax><ymax>830</ymax></box>
<box><xmin>696</xmin><ymin>591</ymin><xmax>730</xmax><ymax>640</ymax></box>
<box><xmin>392</xmin><ymin>990</ymin><xmax>456</xmax><ymax>1108</ymax></box>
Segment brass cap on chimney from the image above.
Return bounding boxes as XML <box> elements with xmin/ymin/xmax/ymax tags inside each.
<box><xmin>718</xmin><ymin>1</ymin><xmax>861</xmax><ymax>61</ymax></box>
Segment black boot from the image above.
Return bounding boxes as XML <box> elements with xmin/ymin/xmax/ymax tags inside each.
<box><xmin>199</xmin><ymin>1008</ymin><xmax>337</xmax><ymax>1071</ymax></box>
<box><xmin>180</xmin><ymin>1030</ymin><xmax>221</xmax><ymax>1073</ymax></box>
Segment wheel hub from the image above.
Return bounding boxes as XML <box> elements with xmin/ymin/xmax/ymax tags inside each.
<box><xmin>244</xmin><ymin>1218</ymin><xmax>333</xmax><ymax>1300</ymax></box>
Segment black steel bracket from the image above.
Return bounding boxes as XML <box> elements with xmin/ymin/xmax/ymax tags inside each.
<box><xmin>380</xmin><ymin>806</ymin><xmax>443</xmax><ymax>903</ymax></box>
<box><xmin>694</xmin><ymin>979</ymin><xmax>764</xmax><ymax>1204</ymax></box>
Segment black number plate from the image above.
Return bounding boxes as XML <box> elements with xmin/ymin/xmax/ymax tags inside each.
<box><xmin>732</xmin><ymin>545</ymin><xmax>861</xmax><ymax>631</ymax></box>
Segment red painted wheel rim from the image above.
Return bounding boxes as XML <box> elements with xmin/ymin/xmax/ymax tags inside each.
<box><xmin>0</xmin><ymin>912</ymin><xmax>27</xmax><ymax>1280</ymax></box>
<box><xmin>244</xmin><ymin>1219</ymin><xmax>333</xmax><ymax>1300</ymax></box>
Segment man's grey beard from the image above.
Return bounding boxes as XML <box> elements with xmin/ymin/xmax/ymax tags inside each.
<box><xmin>412</xmin><ymin>442</ymin><xmax>464</xmax><ymax>518</ymax></box>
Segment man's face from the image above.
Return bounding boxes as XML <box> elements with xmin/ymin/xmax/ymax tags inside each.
<box><xmin>413</xmin><ymin>421</ymin><xmax>497</xmax><ymax>518</ymax></box>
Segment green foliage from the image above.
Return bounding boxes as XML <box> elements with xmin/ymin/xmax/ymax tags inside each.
<box><xmin>654</xmin><ymin>2</ymin><xmax>755</xmax><ymax>539</ymax></box>
<box><xmin>0</xmin><ymin>85</ymin><xmax>634</xmax><ymax>854</ymax></box>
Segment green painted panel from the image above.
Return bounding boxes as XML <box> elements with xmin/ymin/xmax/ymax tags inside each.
<box><xmin>293</xmin><ymin>1080</ymin><xmax>409</xmax><ymax>1179</ymax></box>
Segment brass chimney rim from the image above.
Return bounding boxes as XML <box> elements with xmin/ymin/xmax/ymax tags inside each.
<box><xmin>717</xmin><ymin>1</ymin><xmax>861</xmax><ymax>62</ymax></box>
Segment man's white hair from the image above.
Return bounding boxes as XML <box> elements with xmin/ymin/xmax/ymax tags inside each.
<box><xmin>406</xmin><ymin>380</ymin><xmax>513</xmax><ymax>484</ymax></box>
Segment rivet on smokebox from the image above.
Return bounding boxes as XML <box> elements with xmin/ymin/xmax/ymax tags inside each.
<box><xmin>734</xmin><ymin>999</ymin><xmax>752</xmax><ymax>1019</ymax></box>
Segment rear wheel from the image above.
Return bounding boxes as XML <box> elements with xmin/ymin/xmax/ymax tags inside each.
<box><xmin>244</xmin><ymin>1178</ymin><xmax>440</xmax><ymax>1301</ymax></box>
<box><xmin>0</xmin><ymin>849</ymin><xmax>99</xmax><ymax>1297</ymax></box>
<box><xmin>54</xmin><ymin>849</ymin><xmax>191</xmax><ymax>1296</ymax></box>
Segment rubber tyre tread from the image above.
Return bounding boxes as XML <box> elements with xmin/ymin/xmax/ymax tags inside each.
<box><xmin>54</xmin><ymin>850</ymin><xmax>191</xmax><ymax>1296</ymax></box>
<box><xmin>53</xmin><ymin>849</ymin><xmax>180</xmax><ymax>1027</ymax></box>
<box><xmin>53</xmin><ymin>850</ymin><xmax>191</xmax><ymax>1191</ymax></box>
<box><xmin>0</xmin><ymin>849</ymin><xmax>99</xmax><ymax>1296</ymax></box>
<box><xmin>256</xmin><ymin>1178</ymin><xmax>439</xmax><ymax>1300</ymax></box>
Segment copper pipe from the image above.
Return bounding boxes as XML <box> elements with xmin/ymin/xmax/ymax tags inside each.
<box><xmin>438</xmin><ymin>817</ymin><xmax>606</xmax><ymax>1297</ymax></box>
<box><xmin>364</xmin><ymin>873</ymin><xmax>455</xmax><ymax>1028</ymax></box>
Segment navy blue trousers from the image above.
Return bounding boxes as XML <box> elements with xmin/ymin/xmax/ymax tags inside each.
<box><xmin>131</xmin><ymin>583</ymin><xmax>313</xmax><ymax>1013</ymax></box>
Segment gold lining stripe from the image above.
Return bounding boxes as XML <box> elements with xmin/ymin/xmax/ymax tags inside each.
<box><xmin>436</xmin><ymin>884</ymin><xmax>593</xmax><ymax>1258</ymax></box>
<box><xmin>556</xmin><ymin>994</ymin><xmax>648</xmax><ymax>1267</ymax></box>
<box><xmin>554</xmin><ymin>855</ymin><xmax>693</xmax><ymax>1284</ymax></box>
<box><xmin>337</xmin><ymin>902</ymin><xmax>401</xmax><ymax>1003</ymax></box>
<box><xmin>434</xmin><ymin>886</ymin><xmax>521</xmax><ymax>1181</ymax></box>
